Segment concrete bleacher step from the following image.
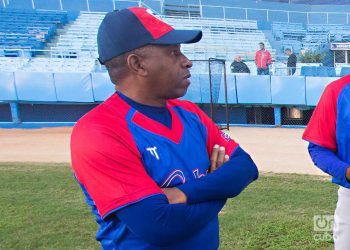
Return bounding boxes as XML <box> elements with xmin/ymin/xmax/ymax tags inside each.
<box><xmin>43</xmin><ymin>23</ymin><xmax>74</xmax><ymax>53</ymax></box>
<box><xmin>263</xmin><ymin>30</ymin><xmax>283</xmax><ymax>57</ymax></box>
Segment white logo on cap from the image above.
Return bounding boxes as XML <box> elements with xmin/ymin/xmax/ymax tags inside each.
<box><xmin>146</xmin><ymin>9</ymin><xmax>163</xmax><ymax>21</ymax></box>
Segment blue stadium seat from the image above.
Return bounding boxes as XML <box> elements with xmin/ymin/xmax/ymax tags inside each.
<box><xmin>0</xmin><ymin>8</ymin><xmax>68</xmax><ymax>56</ymax></box>
<box><xmin>303</xmin><ymin>66</ymin><xmax>337</xmax><ymax>77</ymax></box>
<box><xmin>327</xmin><ymin>67</ymin><xmax>336</xmax><ymax>77</ymax></box>
<box><xmin>301</xmin><ymin>66</ymin><xmax>316</xmax><ymax>76</ymax></box>
<box><xmin>340</xmin><ymin>67</ymin><xmax>350</xmax><ymax>77</ymax></box>
<box><xmin>316</xmin><ymin>67</ymin><xmax>328</xmax><ymax>77</ymax></box>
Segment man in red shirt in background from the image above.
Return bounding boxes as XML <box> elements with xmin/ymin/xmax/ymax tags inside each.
<box><xmin>255</xmin><ymin>42</ymin><xmax>272</xmax><ymax>75</ymax></box>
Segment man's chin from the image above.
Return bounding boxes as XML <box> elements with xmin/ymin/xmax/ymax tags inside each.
<box><xmin>166</xmin><ymin>90</ymin><xmax>188</xmax><ymax>100</ymax></box>
<box><xmin>176</xmin><ymin>87</ymin><xmax>189</xmax><ymax>99</ymax></box>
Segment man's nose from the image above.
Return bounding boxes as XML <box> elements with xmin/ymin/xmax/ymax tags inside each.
<box><xmin>183</xmin><ymin>56</ymin><xmax>192</xmax><ymax>69</ymax></box>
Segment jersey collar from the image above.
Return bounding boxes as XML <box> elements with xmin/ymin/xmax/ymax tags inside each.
<box><xmin>131</xmin><ymin>106</ymin><xmax>184</xmax><ymax>144</ymax></box>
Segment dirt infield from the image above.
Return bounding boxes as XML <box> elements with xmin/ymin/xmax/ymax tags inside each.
<box><xmin>0</xmin><ymin>127</ymin><xmax>324</xmax><ymax>176</ymax></box>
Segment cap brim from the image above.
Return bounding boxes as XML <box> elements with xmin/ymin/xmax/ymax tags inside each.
<box><xmin>150</xmin><ymin>29</ymin><xmax>202</xmax><ymax>45</ymax></box>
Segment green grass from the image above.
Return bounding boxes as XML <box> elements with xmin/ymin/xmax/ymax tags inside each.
<box><xmin>0</xmin><ymin>163</ymin><xmax>337</xmax><ymax>250</ymax></box>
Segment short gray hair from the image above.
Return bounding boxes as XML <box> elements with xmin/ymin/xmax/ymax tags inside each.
<box><xmin>104</xmin><ymin>45</ymin><xmax>154</xmax><ymax>84</ymax></box>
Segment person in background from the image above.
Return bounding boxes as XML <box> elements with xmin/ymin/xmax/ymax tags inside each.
<box><xmin>230</xmin><ymin>55</ymin><xmax>250</xmax><ymax>74</ymax></box>
<box><xmin>285</xmin><ymin>48</ymin><xmax>297</xmax><ymax>75</ymax></box>
<box><xmin>255</xmin><ymin>42</ymin><xmax>272</xmax><ymax>75</ymax></box>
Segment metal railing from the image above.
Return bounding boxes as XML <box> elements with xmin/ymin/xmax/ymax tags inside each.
<box><xmin>0</xmin><ymin>48</ymin><xmax>97</xmax><ymax>58</ymax></box>
<box><xmin>2</xmin><ymin>0</ymin><xmax>350</xmax><ymax>24</ymax></box>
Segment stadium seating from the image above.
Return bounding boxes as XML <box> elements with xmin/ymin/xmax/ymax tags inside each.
<box><xmin>0</xmin><ymin>9</ymin><xmax>68</xmax><ymax>56</ymax></box>
<box><xmin>300</xmin><ymin>66</ymin><xmax>317</xmax><ymax>76</ymax></box>
<box><xmin>300</xmin><ymin>66</ymin><xmax>337</xmax><ymax>77</ymax></box>
<box><xmin>308</xmin><ymin>24</ymin><xmax>350</xmax><ymax>42</ymax></box>
<box><xmin>272</xmin><ymin>22</ymin><xmax>306</xmax><ymax>41</ymax></box>
<box><xmin>51</xmin><ymin>12</ymin><xmax>104</xmax><ymax>58</ymax></box>
<box><xmin>281</xmin><ymin>40</ymin><xmax>302</xmax><ymax>54</ymax></box>
<box><xmin>316</xmin><ymin>66</ymin><xmax>336</xmax><ymax>77</ymax></box>
<box><xmin>162</xmin><ymin>16</ymin><xmax>275</xmax><ymax>61</ymax></box>
<box><xmin>0</xmin><ymin>6</ymin><xmax>349</xmax><ymax>75</ymax></box>
<box><xmin>0</xmin><ymin>57</ymin><xmax>29</xmax><ymax>71</ymax></box>
<box><xmin>272</xmin><ymin>21</ymin><xmax>350</xmax><ymax>54</ymax></box>
<box><xmin>22</xmin><ymin>58</ymin><xmax>96</xmax><ymax>72</ymax></box>
<box><xmin>0</xmin><ymin>10</ymin><xmax>274</xmax><ymax>71</ymax></box>
<box><xmin>49</xmin><ymin>12</ymin><xmax>274</xmax><ymax>61</ymax></box>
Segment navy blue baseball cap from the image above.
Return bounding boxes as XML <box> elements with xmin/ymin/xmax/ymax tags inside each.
<box><xmin>97</xmin><ymin>7</ymin><xmax>202</xmax><ymax>64</ymax></box>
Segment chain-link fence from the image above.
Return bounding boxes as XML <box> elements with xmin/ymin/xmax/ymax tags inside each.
<box><xmin>230</xmin><ymin>106</ymin><xmax>275</xmax><ymax>125</ymax></box>
<box><xmin>333</xmin><ymin>48</ymin><xmax>350</xmax><ymax>77</ymax></box>
<box><xmin>281</xmin><ymin>107</ymin><xmax>314</xmax><ymax>126</ymax></box>
<box><xmin>0</xmin><ymin>103</ymin><xmax>12</xmax><ymax>122</ymax></box>
<box><xmin>17</xmin><ymin>104</ymin><xmax>98</xmax><ymax>122</ymax></box>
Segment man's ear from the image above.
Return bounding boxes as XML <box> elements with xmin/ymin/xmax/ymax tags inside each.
<box><xmin>126</xmin><ymin>54</ymin><xmax>148</xmax><ymax>77</ymax></box>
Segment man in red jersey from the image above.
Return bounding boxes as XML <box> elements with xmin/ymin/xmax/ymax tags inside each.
<box><xmin>71</xmin><ymin>7</ymin><xmax>258</xmax><ymax>249</ymax></box>
<box><xmin>303</xmin><ymin>74</ymin><xmax>350</xmax><ymax>249</ymax></box>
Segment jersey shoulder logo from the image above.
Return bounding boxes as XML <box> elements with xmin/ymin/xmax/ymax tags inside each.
<box><xmin>221</xmin><ymin>131</ymin><xmax>231</xmax><ymax>142</ymax></box>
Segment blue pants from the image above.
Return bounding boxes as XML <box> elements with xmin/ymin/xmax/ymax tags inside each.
<box><xmin>288</xmin><ymin>67</ymin><xmax>296</xmax><ymax>75</ymax></box>
<box><xmin>257</xmin><ymin>68</ymin><xmax>269</xmax><ymax>75</ymax></box>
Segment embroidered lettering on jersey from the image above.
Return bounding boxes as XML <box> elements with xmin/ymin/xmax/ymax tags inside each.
<box><xmin>161</xmin><ymin>169</ymin><xmax>186</xmax><ymax>188</ymax></box>
<box><xmin>193</xmin><ymin>168</ymin><xmax>207</xmax><ymax>179</ymax></box>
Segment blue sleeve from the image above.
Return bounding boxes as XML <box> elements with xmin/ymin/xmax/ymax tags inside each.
<box><xmin>177</xmin><ymin>146</ymin><xmax>259</xmax><ymax>204</ymax></box>
<box><xmin>116</xmin><ymin>194</ymin><xmax>225</xmax><ymax>247</ymax></box>
<box><xmin>308</xmin><ymin>142</ymin><xmax>349</xmax><ymax>184</ymax></box>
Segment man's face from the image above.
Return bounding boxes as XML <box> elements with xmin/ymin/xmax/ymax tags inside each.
<box><xmin>259</xmin><ymin>44</ymin><xmax>265</xmax><ymax>50</ymax></box>
<box><xmin>235</xmin><ymin>56</ymin><xmax>241</xmax><ymax>62</ymax></box>
<box><xmin>285</xmin><ymin>50</ymin><xmax>291</xmax><ymax>56</ymax></box>
<box><xmin>142</xmin><ymin>45</ymin><xmax>192</xmax><ymax>100</ymax></box>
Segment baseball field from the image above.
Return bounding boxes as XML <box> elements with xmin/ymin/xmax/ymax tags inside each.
<box><xmin>0</xmin><ymin>127</ymin><xmax>336</xmax><ymax>249</ymax></box>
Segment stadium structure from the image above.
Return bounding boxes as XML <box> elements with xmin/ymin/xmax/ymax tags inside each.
<box><xmin>1</xmin><ymin>0</ymin><xmax>350</xmax><ymax>128</ymax></box>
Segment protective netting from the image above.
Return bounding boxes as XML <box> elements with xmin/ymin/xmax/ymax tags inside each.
<box><xmin>281</xmin><ymin>107</ymin><xmax>314</xmax><ymax>126</ymax></box>
<box><xmin>190</xmin><ymin>59</ymin><xmax>229</xmax><ymax>129</ymax></box>
<box><xmin>18</xmin><ymin>104</ymin><xmax>98</xmax><ymax>122</ymax></box>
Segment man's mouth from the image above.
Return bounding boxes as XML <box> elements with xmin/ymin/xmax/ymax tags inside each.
<box><xmin>184</xmin><ymin>73</ymin><xmax>191</xmax><ymax>79</ymax></box>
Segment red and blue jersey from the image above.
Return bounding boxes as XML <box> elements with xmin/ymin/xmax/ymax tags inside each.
<box><xmin>71</xmin><ymin>93</ymin><xmax>239</xmax><ymax>249</ymax></box>
<box><xmin>303</xmin><ymin>74</ymin><xmax>350</xmax><ymax>187</ymax></box>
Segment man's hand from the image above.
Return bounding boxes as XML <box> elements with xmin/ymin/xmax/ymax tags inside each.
<box><xmin>162</xmin><ymin>187</ymin><xmax>187</xmax><ymax>204</ymax></box>
<box><xmin>210</xmin><ymin>144</ymin><xmax>229</xmax><ymax>173</ymax></box>
<box><xmin>346</xmin><ymin>167</ymin><xmax>350</xmax><ymax>182</ymax></box>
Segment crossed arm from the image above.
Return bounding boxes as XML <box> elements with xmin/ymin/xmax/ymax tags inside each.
<box><xmin>162</xmin><ymin>145</ymin><xmax>258</xmax><ymax>204</ymax></box>
<box><xmin>116</xmin><ymin>145</ymin><xmax>258</xmax><ymax>247</ymax></box>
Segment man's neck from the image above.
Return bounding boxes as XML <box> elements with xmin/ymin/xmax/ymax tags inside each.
<box><xmin>115</xmin><ymin>86</ymin><xmax>167</xmax><ymax>107</ymax></box>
